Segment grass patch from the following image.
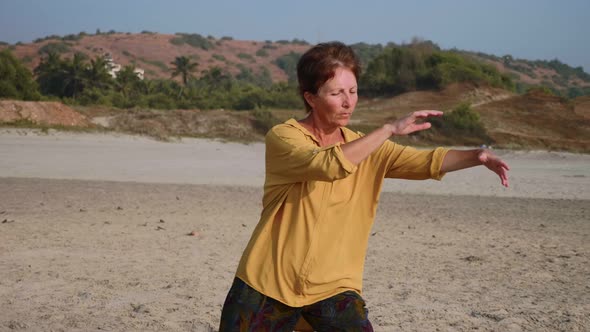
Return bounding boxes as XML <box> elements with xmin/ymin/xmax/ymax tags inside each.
<box><xmin>108</xmin><ymin>108</ymin><xmax>263</xmax><ymax>142</ymax></box>
<box><xmin>237</xmin><ymin>53</ymin><xmax>255</xmax><ymax>62</ymax></box>
<box><xmin>38</xmin><ymin>42</ymin><xmax>70</xmax><ymax>55</ymax></box>
<box><xmin>1</xmin><ymin>119</ymin><xmax>106</xmax><ymax>135</ymax></box>
<box><xmin>138</xmin><ymin>57</ymin><xmax>169</xmax><ymax>71</ymax></box>
<box><xmin>212</xmin><ymin>54</ymin><xmax>226</xmax><ymax>62</ymax></box>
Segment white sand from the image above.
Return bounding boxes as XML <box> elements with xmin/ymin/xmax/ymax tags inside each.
<box><xmin>1</xmin><ymin>128</ymin><xmax>588</xmax><ymax>199</ymax></box>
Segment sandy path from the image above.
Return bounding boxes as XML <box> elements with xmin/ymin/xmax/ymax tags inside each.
<box><xmin>1</xmin><ymin>129</ymin><xmax>589</xmax><ymax>199</ymax></box>
<box><xmin>1</xmin><ymin>130</ymin><xmax>589</xmax><ymax>331</ymax></box>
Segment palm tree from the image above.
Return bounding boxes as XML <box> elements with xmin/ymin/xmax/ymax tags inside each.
<box><xmin>85</xmin><ymin>56</ymin><xmax>113</xmax><ymax>90</ymax></box>
<box><xmin>170</xmin><ymin>56</ymin><xmax>198</xmax><ymax>86</ymax></box>
<box><xmin>62</xmin><ymin>52</ymin><xmax>88</xmax><ymax>98</ymax></box>
<box><xmin>115</xmin><ymin>65</ymin><xmax>141</xmax><ymax>98</ymax></box>
<box><xmin>34</xmin><ymin>51</ymin><xmax>65</xmax><ymax>96</ymax></box>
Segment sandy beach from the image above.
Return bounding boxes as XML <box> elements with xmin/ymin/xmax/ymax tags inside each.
<box><xmin>1</xmin><ymin>129</ymin><xmax>589</xmax><ymax>331</ymax></box>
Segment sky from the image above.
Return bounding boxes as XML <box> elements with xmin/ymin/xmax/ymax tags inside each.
<box><xmin>1</xmin><ymin>0</ymin><xmax>589</xmax><ymax>72</ymax></box>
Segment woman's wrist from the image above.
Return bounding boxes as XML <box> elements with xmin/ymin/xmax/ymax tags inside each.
<box><xmin>476</xmin><ymin>148</ymin><xmax>488</xmax><ymax>164</ymax></box>
<box><xmin>382</xmin><ymin>123</ymin><xmax>395</xmax><ymax>137</ymax></box>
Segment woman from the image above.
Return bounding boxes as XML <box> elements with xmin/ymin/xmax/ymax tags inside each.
<box><xmin>219</xmin><ymin>42</ymin><xmax>509</xmax><ymax>331</ymax></box>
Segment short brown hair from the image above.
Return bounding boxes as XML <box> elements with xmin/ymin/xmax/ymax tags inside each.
<box><xmin>297</xmin><ymin>42</ymin><xmax>361</xmax><ymax>111</ymax></box>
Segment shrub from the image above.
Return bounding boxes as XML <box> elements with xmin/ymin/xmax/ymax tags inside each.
<box><xmin>38</xmin><ymin>42</ymin><xmax>70</xmax><ymax>55</ymax></box>
<box><xmin>0</xmin><ymin>49</ymin><xmax>41</xmax><ymax>100</ymax></box>
<box><xmin>237</xmin><ymin>53</ymin><xmax>254</xmax><ymax>62</ymax></box>
<box><xmin>291</xmin><ymin>38</ymin><xmax>309</xmax><ymax>45</ymax></box>
<box><xmin>212</xmin><ymin>54</ymin><xmax>226</xmax><ymax>62</ymax></box>
<box><xmin>252</xmin><ymin>108</ymin><xmax>280</xmax><ymax>134</ymax></box>
<box><xmin>274</xmin><ymin>52</ymin><xmax>301</xmax><ymax>82</ymax></box>
<box><xmin>526</xmin><ymin>86</ymin><xmax>555</xmax><ymax>96</ymax></box>
<box><xmin>256</xmin><ymin>48</ymin><xmax>269</xmax><ymax>57</ymax></box>
<box><xmin>169</xmin><ymin>33</ymin><xmax>214</xmax><ymax>50</ymax></box>
<box><xmin>445</xmin><ymin>103</ymin><xmax>484</xmax><ymax>132</ymax></box>
<box><xmin>428</xmin><ymin>103</ymin><xmax>488</xmax><ymax>141</ymax></box>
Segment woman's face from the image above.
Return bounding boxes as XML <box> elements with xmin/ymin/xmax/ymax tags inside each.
<box><xmin>305</xmin><ymin>67</ymin><xmax>358</xmax><ymax>128</ymax></box>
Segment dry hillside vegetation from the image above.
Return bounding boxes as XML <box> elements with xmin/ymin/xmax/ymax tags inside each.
<box><xmin>477</xmin><ymin>91</ymin><xmax>590</xmax><ymax>151</ymax></box>
<box><xmin>5</xmin><ymin>33</ymin><xmax>310</xmax><ymax>82</ymax></box>
<box><xmin>573</xmin><ymin>96</ymin><xmax>590</xmax><ymax>119</ymax></box>
<box><xmin>2</xmin><ymin>82</ymin><xmax>588</xmax><ymax>152</ymax></box>
<box><xmin>107</xmin><ymin>109</ymin><xmax>261</xmax><ymax>142</ymax></box>
<box><xmin>353</xmin><ymin>84</ymin><xmax>590</xmax><ymax>152</ymax></box>
<box><xmin>4</xmin><ymin>32</ymin><xmax>588</xmax><ymax>93</ymax></box>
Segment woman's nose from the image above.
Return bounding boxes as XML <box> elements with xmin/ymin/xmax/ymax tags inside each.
<box><xmin>342</xmin><ymin>93</ymin><xmax>351</xmax><ymax>108</ymax></box>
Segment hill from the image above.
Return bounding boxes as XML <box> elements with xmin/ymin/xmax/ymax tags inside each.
<box><xmin>1</xmin><ymin>32</ymin><xmax>310</xmax><ymax>83</ymax></box>
<box><xmin>465</xmin><ymin>51</ymin><xmax>590</xmax><ymax>97</ymax></box>
<box><xmin>352</xmin><ymin>84</ymin><xmax>590</xmax><ymax>152</ymax></box>
<box><xmin>2</xmin><ymin>32</ymin><xmax>589</xmax><ymax>96</ymax></box>
<box><xmin>1</xmin><ymin>32</ymin><xmax>589</xmax><ymax>152</ymax></box>
<box><xmin>2</xmin><ymin>83</ymin><xmax>588</xmax><ymax>152</ymax></box>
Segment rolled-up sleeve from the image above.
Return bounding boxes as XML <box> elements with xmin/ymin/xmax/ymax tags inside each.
<box><xmin>380</xmin><ymin>140</ymin><xmax>449</xmax><ymax>180</ymax></box>
<box><xmin>265</xmin><ymin>124</ymin><xmax>358</xmax><ymax>184</ymax></box>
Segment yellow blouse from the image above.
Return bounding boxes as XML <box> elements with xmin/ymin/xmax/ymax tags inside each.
<box><xmin>236</xmin><ymin>119</ymin><xmax>449</xmax><ymax>307</ymax></box>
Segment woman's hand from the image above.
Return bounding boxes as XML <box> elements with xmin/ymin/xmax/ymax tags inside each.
<box><xmin>385</xmin><ymin>110</ymin><xmax>443</xmax><ymax>136</ymax></box>
<box><xmin>478</xmin><ymin>149</ymin><xmax>510</xmax><ymax>187</ymax></box>
<box><xmin>441</xmin><ymin>149</ymin><xmax>510</xmax><ymax>187</ymax></box>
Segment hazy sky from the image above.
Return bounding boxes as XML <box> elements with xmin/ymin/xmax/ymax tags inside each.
<box><xmin>1</xmin><ymin>0</ymin><xmax>588</xmax><ymax>72</ymax></box>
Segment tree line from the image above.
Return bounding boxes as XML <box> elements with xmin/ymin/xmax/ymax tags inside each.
<box><xmin>1</xmin><ymin>40</ymin><xmax>564</xmax><ymax>112</ymax></box>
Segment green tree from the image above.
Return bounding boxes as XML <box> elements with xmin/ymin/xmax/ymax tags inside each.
<box><xmin>61</xmin><ymin>53</ymin><xmax>88</xmax><ymax>98</ymax></box>
<box><xmin>362</xmin><ymin>47</ymin><xmax>426</xmax><ymax>95</ymax></box>
<box><xmin>115</xmin><ymin>65</ymin><xmax>142</xmax><ymax>98</ymax></box>
<box><xmin>274</xmin><ymin>52</ymin><xmax>301</xmax><ymax>83</ymax></box>
<box><xmin>85</xmin><ymin>56</ymin><xmax>113</xmax><ymax>90</ymax></box>
<box><xmin>35</xmin><ymin>51</ymin><xmax>66</xmax><ymax>97</ymax></box>
<box><xmin>170</xmin><ymin>56</ymin><xmax>198</xmax><ymax>86</ymax></box>
<box><xmin>0</xmin><ymin>49</ymin><xmax>41</xmax><ymax>100</ymax></box>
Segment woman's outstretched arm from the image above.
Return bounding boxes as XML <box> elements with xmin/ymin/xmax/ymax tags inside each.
<box><xmin>342</xmin><ymin>110</ymin><xmax>442</xmax><ymax>165</ymax></box>
<box><xmin>441</xmin><ymin>149</ymin><xmax>510</xmax><ymax>187</ymax></box>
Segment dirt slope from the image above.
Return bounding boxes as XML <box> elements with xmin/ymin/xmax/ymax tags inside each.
<box><xmin>573</xmin><ymin>95</ymin><xmax>590</xmax><ymax>119</ymax></box>
<box><xmin>0</xmin><ymin>100</ymin><xmax>90</xmax><ymax>127</ymax></box>
<box><xmin>476</xmin><ymin>90</ymin><xmax>590</xmax><ymax>151</ymax></box>
<box><xmin>354</xmin><ymin>84</ymin><xmax>590</xmax><ymax>152</ymax></box>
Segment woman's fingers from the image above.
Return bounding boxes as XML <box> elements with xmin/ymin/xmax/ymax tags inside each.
<box><xmin>413</xmin><ymin>110</ymin><xmax>443</xmax><ymax>118</ymax></box>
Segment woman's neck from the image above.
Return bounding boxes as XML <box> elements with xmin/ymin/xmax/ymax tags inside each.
<box><xmin>299</xmin><ymin>114</ymin><xmax>344</xmax><ymax>146</ymax></box>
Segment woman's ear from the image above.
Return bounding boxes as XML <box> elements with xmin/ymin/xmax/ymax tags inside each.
<box><xmin>303</xmin><ymin>91</ymin><xmax>315</xmax><ymax>110</ymax></box>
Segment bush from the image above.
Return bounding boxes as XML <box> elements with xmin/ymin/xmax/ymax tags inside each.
<box><xmin>252</xmin><ymin>108</ymin><xmax>280</xmax><ymax>134</ymax></box>
<box><xmin>291</xmin><ymin>38</ymin><xmax>309</xmax><ymax>45</ymax></box>
<box><xmin>145</xmin><ymin>93</ymin><xmax>177</xmax><ymax>109</ymax></box>
<box><xmin>169</xmin><ymin>33</ymin><xmax>214</xmax><ymax>50</ymax></box>
<box><xmin>237</xmin><ymin>53</ymin><xmax>254</xmax><ymax>62</ymax></box>
<box><xmin>255</xmin><ymin>48</ymin><xmax>269</xmax><ymax>57</ymax></box>
<box><xmin>0</xmin><ymin>49</ymin><xmax>41</xmax><ymax>100</ymax></box>
<box><xmin>274</xmin><ymin>52</ymin><xmax>301</xmax><ymax>83</ymax></box>
<box><xmin>361</xmin><ymin>47</ymin><xmax>514</xmax><ymax>96</ymax></box>
<box><xmin>526</xmin><ymin>86</ymin><xmax>555</xmax><ymax>96</ymax></box>
<box><xmin>445</xmin><ymin>103</ymin><xmax>484</xmax><ymax>132</ymax></box>
<box><xmin>212</xmin><ymin>54</ymin><xmax>226</xmax><ymax>62</ymax></box>
<box><xmin>428</xmin><ymin>103</ymin><xmax>488</xmax><ymax>141</ymax></box>
<box><xmin>38</xmin><ymin>42</ymin><xmax>70</xmax><ymax>55</ymax></box>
